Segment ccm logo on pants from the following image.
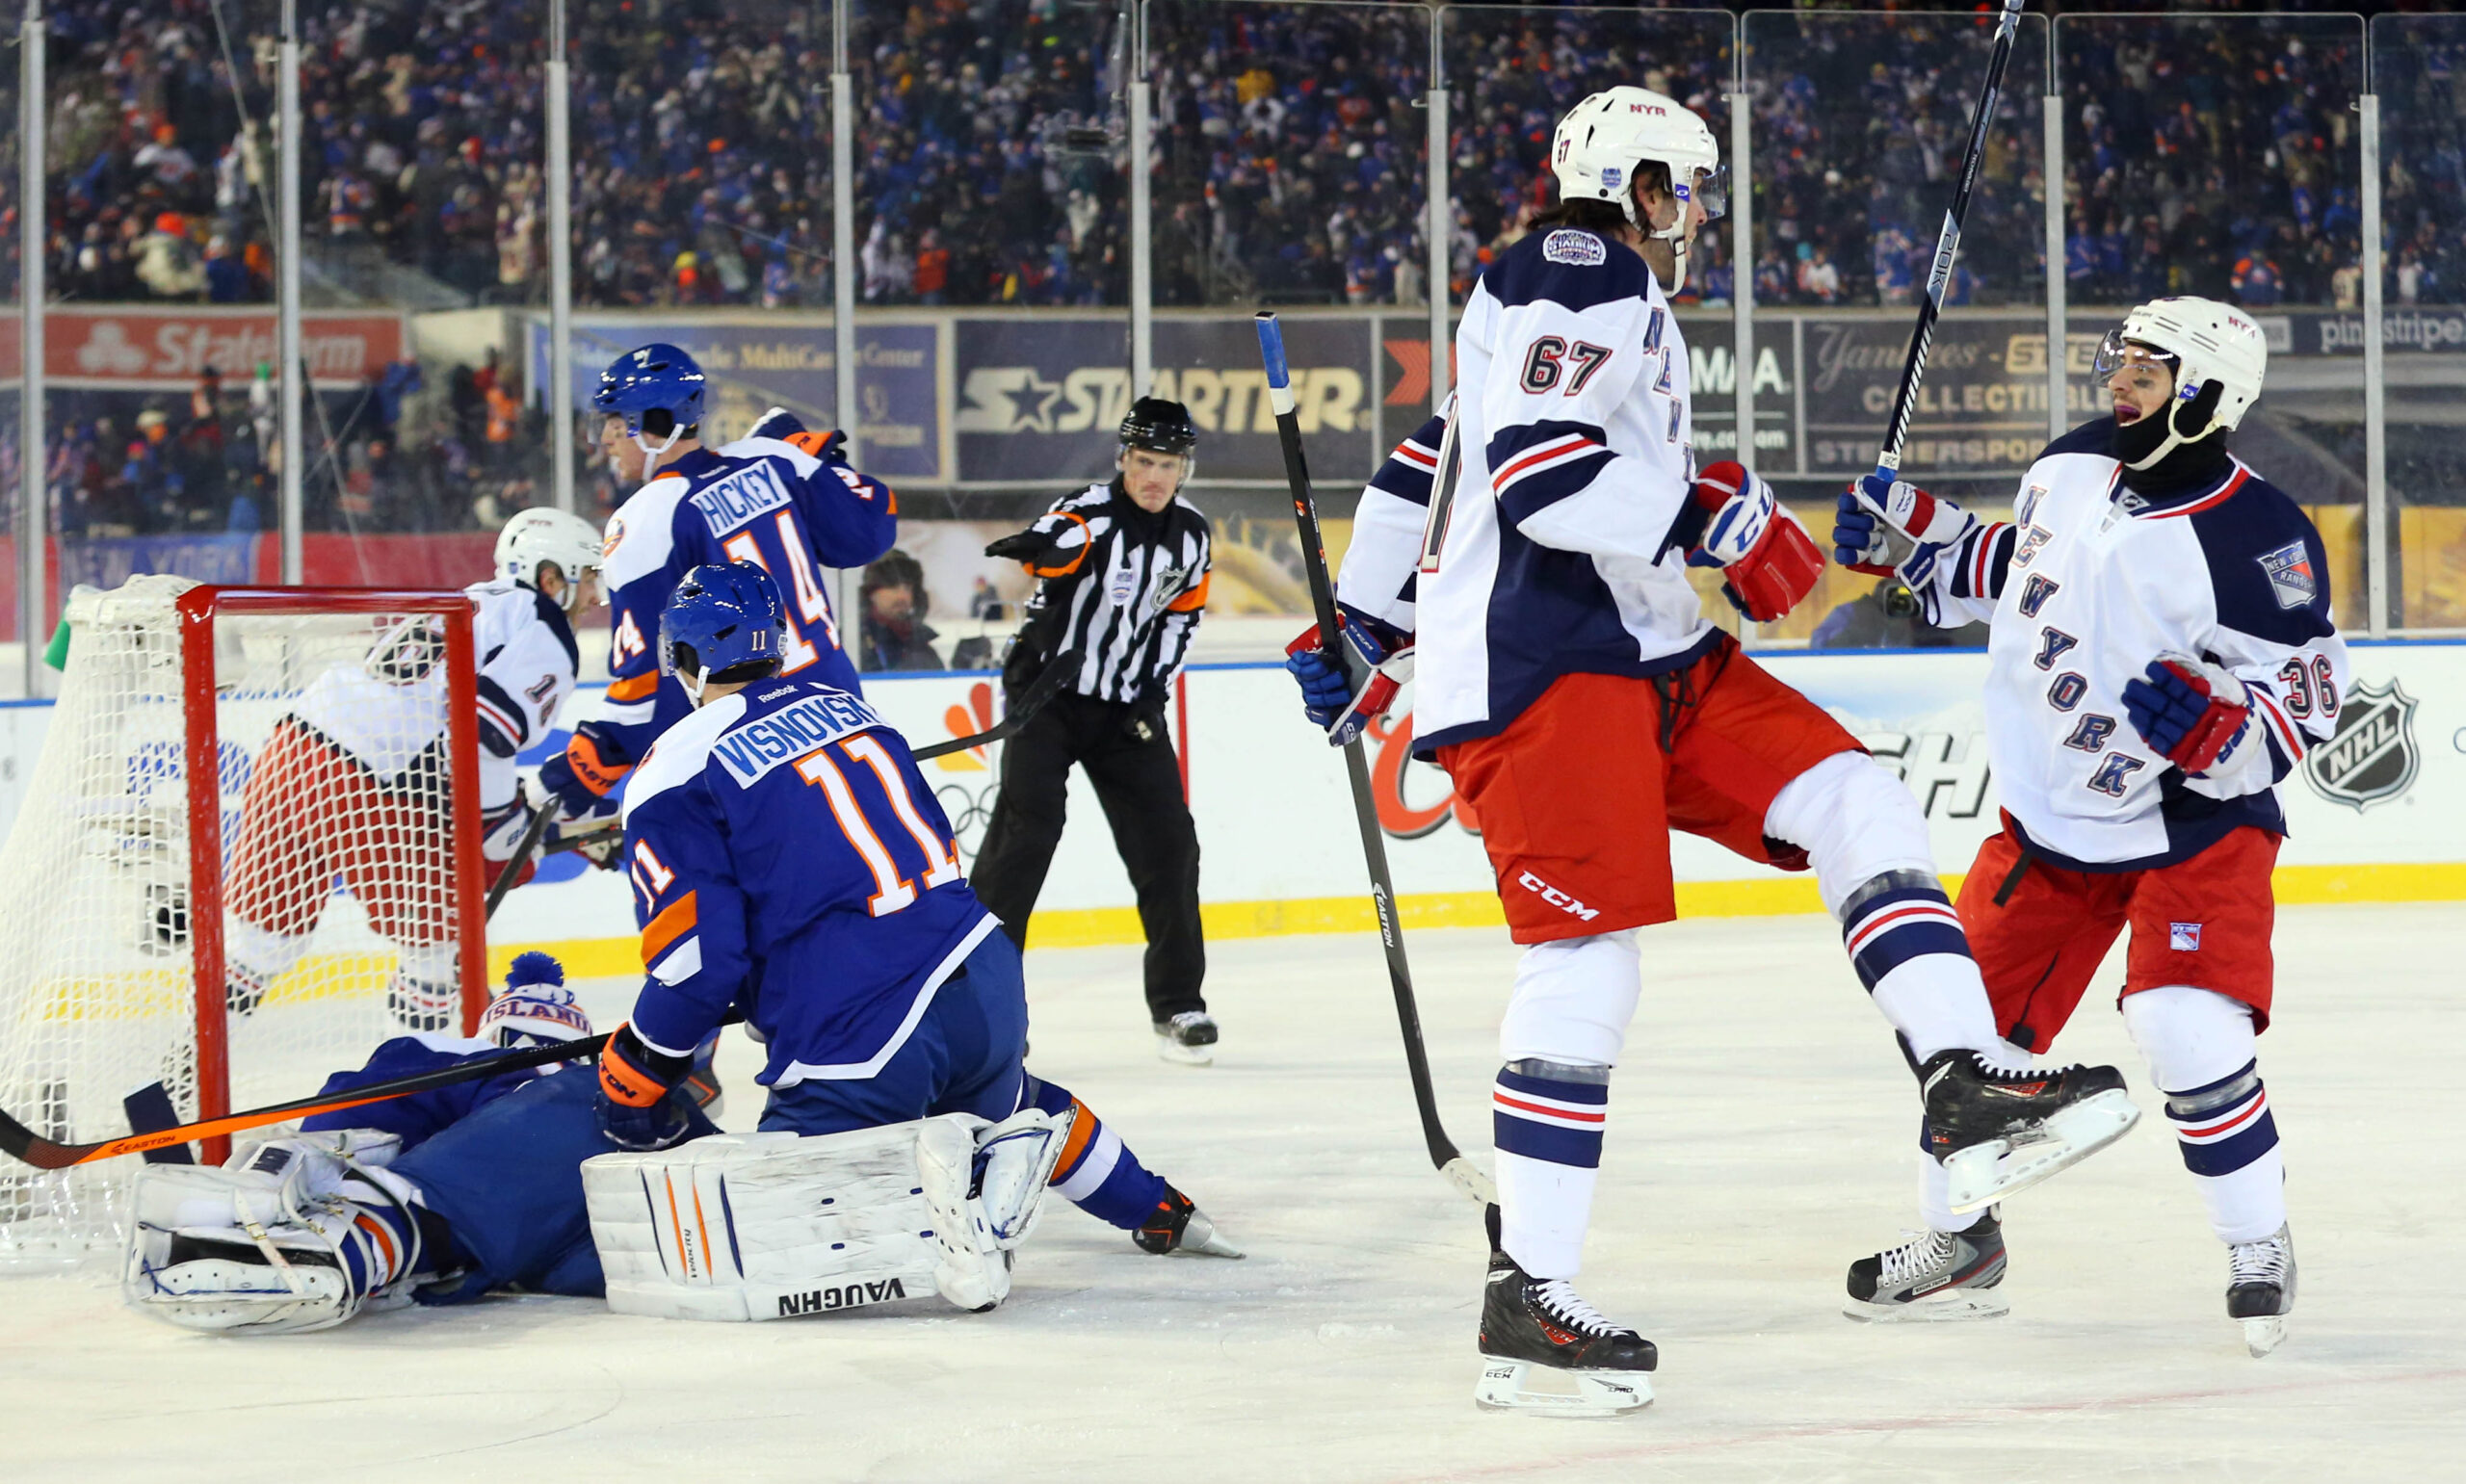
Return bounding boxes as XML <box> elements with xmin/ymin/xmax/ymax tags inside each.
<box><xmin>1517</xmin><ymin>872</ymin><xmax>1601</xmax><ymax>922</ymax></box>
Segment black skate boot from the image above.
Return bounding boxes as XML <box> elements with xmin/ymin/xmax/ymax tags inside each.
<box><xmin>1132</xmin><ymin>1185</ymin><xmax>1243</xmax><ymax>1258</ymax></box>
<box><xmin>1845</xmin><ymin>1210</ymin><xmax>2007</xmax><ymax>1322</ymax></box>
<box><xmin>1152</xmin><ymin>1011</ymin><xmax>1218</xmax><ymax>1066</ymax></box>
<box><xmin>2227</xmin><ymin>1223</ymin><xmax>2295</xmax><ymax>1358</ymax></box>
<box><xmin>1475</xmin><ymin>1211</ymin><xmax>1654</xmax><ymax>1417</ymax></box>
<box><xmin>1921</xmin><ymin>1050</ymin><xmax>2139</xmax><ymax>1212</ymax></box>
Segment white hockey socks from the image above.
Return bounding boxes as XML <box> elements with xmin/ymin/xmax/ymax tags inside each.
<box><xmin>2123</xmin><ymin>985</ymin><xmax>2286</xmax><ymax>1244</ymax></box>
<box><xmin>1492</xmin><ymin>1060</ymin><xmax>1611</xmax><ymax>1280</ymax></box>
<box><xmin>1766</xmin><ymin>754</ymin><xmax>2002</xmax><ymax>1063</ymax></box>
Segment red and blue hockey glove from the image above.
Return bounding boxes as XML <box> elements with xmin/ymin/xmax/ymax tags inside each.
<box><xmin>479</xmin><ymin>794</ymin><xmax>539</xmax><ymax>892</ymax></box>
<box><xmin>1284</xmin><ymin>608</ymin><xmax>1413</xmax><ymax>746</ymax></box>
<box><xmin>2121</xmin><ymin>656</ymin><xmax>2250</xmax><ymax>773</ymax></box>
<box><xmin>1834</xmin><ymin>472</ymin><xmax>1970</xmax><ymax>580</ymax></box>
<box><xmin>1686</xmin><ymin>460</ymin><xmax>1823</xmax><ymax>622</ymax></box>
<box><xmin>595</xmin><ymin>1022</ymin><xmax>696</xmax><ymax>1151</ymax></box>
<box><xmin>538</xmin><ymin>724</ymin><xmax>630</xmax><ymax>822</ymax></box>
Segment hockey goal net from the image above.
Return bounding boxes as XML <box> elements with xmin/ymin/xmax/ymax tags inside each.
<box><xmin>0</xmin><ymin>577</ymin><xmax>486</xmax><ymax>1264</ymax></box>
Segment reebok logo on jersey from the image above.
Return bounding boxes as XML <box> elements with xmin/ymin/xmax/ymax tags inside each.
<box><xmin>776</xmin><ymin>1278</ymin><xmax>908</xmax><ymax>1316</ymax></box>
<box><xmin>689</xmin><ymin>463</ymin><xmax>794</xmax><ymax>536</ymax></box>
<box><xmin>2170</xmin><ymin>922</ymin><xmax>2203</xmax><ymax>951</ymax></box>
<box><xmin>2258</xmin><ymin>540</ymin><xmax>2316</xmax><ymax>610</ymax></box>
<box><xmin>1542</xmin><ymin>230</ymin><xmax>1606</xmax><ymax>268</ymax></box>
<box><xmin>1516</xmin><ymin>871</ymin><xmax>1601</xmax><ymax>922</ymax></box>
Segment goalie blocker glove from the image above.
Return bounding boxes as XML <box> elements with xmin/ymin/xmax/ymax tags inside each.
<box><xmin>1283</xmin><ymin>606</ymin><xmax>1413</xmax><ymax>746</ymax></box>
<box><xmin>2121</xmin><ymin>655</ymin><xmax>2251</xmax><ymax>773</ymax></box>
<box><xmin>1681</xmin><ymin>460</ymin><xmax>1823</xmax><ymax>622</ymax></box>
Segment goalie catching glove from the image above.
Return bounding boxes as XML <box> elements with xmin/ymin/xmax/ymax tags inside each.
<box><xmin>2122</xmin><ymin>655</ymin><xmax>2251</xmax><ymax>773</ymax></box>
<box><xmin>1284</xmin><ymin>607</ymin><xmax>1413</xmax><ymax>746</ymax></box>
<box><xmin>1683</xmin><ymin>461</ymin><xmax>1823</xmax><ymax>622</ymax></box>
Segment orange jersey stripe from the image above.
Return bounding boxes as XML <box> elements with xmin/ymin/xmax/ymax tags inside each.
<box><xmin>641</xmin><ymin>890</ymin><xmax>699</xmax><ymax>967</ymax></box>
<box><xmin>1166</xmin><ymin>573</ymin><xmax>1211</xmax><ymax>612</ymax></box>
<box><xmin>606</xmin><ymin>670</ymin><xmax>660</xmax><ymax>702</ymax></box>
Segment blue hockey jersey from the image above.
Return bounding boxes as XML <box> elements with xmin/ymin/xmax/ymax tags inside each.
<box><xmin>299</xmin><ymin>1032</ymin><xmax>577</xmax><ymax>1149</ymax></box>
<box><xmin>595</xmin><ymin>420</ymin><xmax>898</xmax><ymax>766</ymax></box>
<box><xmin>617</xmin><ymin>677</ymin><xmax>997</xmax><ymax>1085</ymax></box>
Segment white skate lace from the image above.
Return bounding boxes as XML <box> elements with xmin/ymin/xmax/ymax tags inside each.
<box><xmin>1532</xmin><ymin>1279</ymin><xmax>1623</xmax><ymax>1337</ymax></box>
<box><xmin>2229</xmin><ymin>1231</ymin><xmax>2292</xmax><ymax>1287</ymax></box>
<box><xmin>1877</xmin><ymin>1229</ymin><xmax>1958</xmax><ymax>1286</ymax></box>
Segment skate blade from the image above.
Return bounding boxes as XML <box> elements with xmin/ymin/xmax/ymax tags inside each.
<box><xmin>2242</xmin><ymin>1315</ymin><xmax>2287</xmax><ymax>1358</ymax></box>
<box><xmin>1175</xmin><ymin>1213</ymin><xmax>1246</xmax><ymax>1260</ymax></box>
<box><xmin>1154</xmin><ymin>1035</ymin><xmax>1214</xmax><ymax>1067</ymax></box>
<box><xmin>1474</xmin><ymin>1360</ymin><xmax>1652</xmax><ymax>1418</ymax></box>
<box><xmin>1843</xmin><ymin>1290</ymin><xmax>2010</xmax><ymax>1323</ymax></box>
<box><xmin>1946</xmin><ymin>1088</ymin><xmax>2140</xmax><ymax>1213</ymax></box>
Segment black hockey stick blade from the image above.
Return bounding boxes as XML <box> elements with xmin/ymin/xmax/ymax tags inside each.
<box><xmin>1256</xmin><ymin>311</ymin><xmax>1493</xmax><ymax>1209</ymax></box>
<box><xmin>1872</xmin><ymin>0</ymin><xmax>2027</xmax><ymax>481</ymax></box>
<box><xmin>0</xmin><ymin>1033</ymin><xmax>612</xmax><ymax>1171</ymax></box>
<box><xmin>483</xmin><ymin>802</ymin><xmax>561</xmax><ymax>920</ymax></box>
<box><xmin>910</xmin><ymin>648</ymin><xmax>1082</xmax><ymax>761</ymax></box>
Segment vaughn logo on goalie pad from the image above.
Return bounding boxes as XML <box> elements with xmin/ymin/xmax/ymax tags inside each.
<box><xmin>778</xmin><ymin>1278</ymin><xmax>909</xmax><ymax>1316</ymax></box>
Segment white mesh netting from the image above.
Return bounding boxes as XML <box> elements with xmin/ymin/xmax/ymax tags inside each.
<box><xmin>0</xmin><ymin>576</ymin><xmax>474</xmax><ymax>1265</ymax></box>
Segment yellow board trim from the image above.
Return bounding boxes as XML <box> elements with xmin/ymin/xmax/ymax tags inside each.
<box><xmin>488</xmin><ymin>863</ymin><xmax>2466</xmax><ymax>972</ymax></box>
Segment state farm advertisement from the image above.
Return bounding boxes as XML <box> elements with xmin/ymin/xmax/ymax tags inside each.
<box><xmin>0</xmin><ymin>307</ymin><xmax>406</xmax><ymax>389</ymax></box>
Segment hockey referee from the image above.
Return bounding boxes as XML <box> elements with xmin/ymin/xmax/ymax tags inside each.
<box><xmin>972</xmin><ymin>398</ymin><xmax>1217</xmax><ymax>1063</ymax></box>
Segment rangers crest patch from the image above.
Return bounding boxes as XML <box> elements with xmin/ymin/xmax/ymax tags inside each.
<box><xmin>2258</xmin><ymin>540</ymin><xmax>2316</xmax><ymax>610</ymax></box>
<box><xmin>1542</xmin><ymin>230</ymin><xmax>1607</xmax><ymax>268</ymax></box>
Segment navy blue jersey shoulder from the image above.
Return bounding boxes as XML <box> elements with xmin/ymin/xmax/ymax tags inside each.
<box><xmin>1367</xmin><ymin>414</ymin><xmax>1448</xmax><ymax>508</ymax></box>
<box><xmin>1480</xmin><ymin>228</ymin><xmax>1655</xmax><ymax>314</ymax></box>
<box><xmin>530</xmin><ymin>586</ymin><xmax>580</xmax><ymax>671</ymax></box>
<box><xmin>2035</xmin><ymin>415</ymin><xmax>2118</xmax><ymax>463</ymax></box>
<box><xmin>2189</xmin><ymin>474</ymin><xmax>2333</xmax><ymax>646</ymax></box>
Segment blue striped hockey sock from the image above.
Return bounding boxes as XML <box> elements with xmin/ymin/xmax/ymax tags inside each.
<box><xmin>1841</xmin><ymin>875</ymin><xmax>1999</xmax><ymax>1062</ymax></box>
<box><xmin>2164</xmin><ymin>1058</ymin><xmax>2286</xmax><ymax>1244</ymax></box>
<box><xmin>1491</xmin><ymin>1060</ymin><xmax>1609</xmax><ymax>1280</ymax></box>
<box><xmin>1028</xmin><ymin>1076</ymin><xmax>1169</xmax><ymax>1231</ymax></box>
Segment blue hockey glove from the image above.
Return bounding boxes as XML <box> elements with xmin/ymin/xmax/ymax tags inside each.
<box><xmin>595</xmin><ymin>1023</ymin><xmax>696</xmax><ymax>1151</ymax></box>
<box><xmin>1283</xmin><ymin>608</ymin><xmax>1411</xmax><ymax>746</ymax></box>
<box><xmin>2121</xmin><ymin>656</ymin><xmax>2249</xmax><ymax>773</ymax></box>
<box><xmin>537</xmin><ymin>724</ymin><xmax>629</xmax><ymax>822</ymax></box>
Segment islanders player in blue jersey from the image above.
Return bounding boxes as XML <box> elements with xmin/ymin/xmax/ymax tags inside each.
<box><xmin>118</xmin><ymin>566</ymin><xmax>1239</xmax><ymax>1336</ymax></box>
<box><xmin>538</xmin><ymin>342</ymin><xmax>899</xmax><ymax>827</ymax></box>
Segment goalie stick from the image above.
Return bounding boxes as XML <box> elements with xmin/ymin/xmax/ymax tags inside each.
<box><xmin>483</xmin><ymin>649</ymin><xmax>1085</xmax><ymax>914</ymax></box>
<box><xmin>1872</xmin><ymin>0</ymin><xmax>2029</xmax><ymax>480</ymax></box>
<box><xmin>0</xmin><ymin>1032</ymin><xmax>611</xmax><ymax>1170</ymax></box>
<box><xmin>1255</xmin><ymin>311</ymin><xmax>1493</xmax><ymax>1210</ymax></box>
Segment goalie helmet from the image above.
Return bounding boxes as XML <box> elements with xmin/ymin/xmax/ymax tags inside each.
<box><xmin>1549</xmin><ymin>87</ymin><xmax>1725</xmax><ymax>275</ymax></box>
<box><xmin>2093</xmin><ymin>296</ymin><xmax>2269</xmax><ymax>432</ymax></box>
<box><xmin>494</xmin><ymin>508</ymin><xmax>606</xmax><ymax>612</ymax></box>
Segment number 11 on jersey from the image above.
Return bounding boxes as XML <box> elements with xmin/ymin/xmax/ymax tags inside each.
<box><xmin>796</xmin><ymin>735</ymin><xmax>961</xmax><ymax>917</ymax></box>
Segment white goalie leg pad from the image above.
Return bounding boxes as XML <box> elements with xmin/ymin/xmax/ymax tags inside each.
<box><xmin>972</xmin><ymin>1104</ymin><xmax>1076</xmax><ymax>1251</ymax></box>
<box><xmin>122</xmin><ymin>1132</ymin><xmax>426</xmax><ymax>1335</ymax></box>
<box><xmin>916</xmin><ymin>1105</ymin><xmax>1076</xmax><ymax>1311</ymax></box>
<box><xmin>586</xmin><ymin>1114</ymin><xmax>1010</xmax><ymax>1322</ymax></box>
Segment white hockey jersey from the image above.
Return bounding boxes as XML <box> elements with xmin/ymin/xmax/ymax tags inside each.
<box><xmin>290</xmin><ymin>577</ymin><xmax>579</xmax><ymax>821</ymax></box>
<box><xmin>1908</xmin><ymin>418</ymin><xmax>2348</xmax><ymax>870</ymax></box>
<box><xmin>1342</xmin><ymin>226</ymin><xmax>1718</xmax><ymax>754</ymax></box>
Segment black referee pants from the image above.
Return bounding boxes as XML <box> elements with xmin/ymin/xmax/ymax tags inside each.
<box><xmin>970</xmin><ymin>691</ymin><xmax>1205</xmax><ymax>1021</ymax></box>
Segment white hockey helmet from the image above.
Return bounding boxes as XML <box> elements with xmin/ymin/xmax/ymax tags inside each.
<box><xmin>1549</xmin><ymin>87</ymin><xmax>1725</xmax><ymax>265</ymax></box>
<box><xmin>494</xmin><ymin>508</ymin><xmax>606</xmax><ymax>611</ymax></box>
<box><xmin>2093</xmin><ymin>296</ymin><xmax>2269</xmax><ymax>431</ymax></box>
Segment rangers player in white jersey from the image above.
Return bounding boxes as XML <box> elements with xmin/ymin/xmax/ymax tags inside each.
<box><xmin>220</xmin><ymin>509</ymin><xmax>606</xmax><ymax>1032</ymax></box>
<box><xmin>1288</xmin><ymin>87</ymin><xmax>2138</xmax><ymax>1415</ymax></box>
<box><xmin>1833</xmin><ymin>297</ymin><xmax>2342</xmax><ymax>1355</ymax></box>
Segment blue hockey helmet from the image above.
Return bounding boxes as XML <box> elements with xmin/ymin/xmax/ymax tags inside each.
<box><xmin>661</xmin><ymin>561</ymin><xmax>785</xmax><ymax>692</ymax></box>
<box><xmin>592</xmin><ymin>342</ymin><xmax>707</xmax><ymax>450</ymax></box>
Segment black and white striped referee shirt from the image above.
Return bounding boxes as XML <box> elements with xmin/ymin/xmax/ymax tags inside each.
<box><xmin>1009</xmin><ymin>480</ymin><xmax>1213</xmax><ymax>704</ymax></box>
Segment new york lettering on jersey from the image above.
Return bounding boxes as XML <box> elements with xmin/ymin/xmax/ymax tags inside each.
<box><xmin>621</xmin><ymin>678</ymin><xmax>991</xmax><ymax>1085</ymax></box>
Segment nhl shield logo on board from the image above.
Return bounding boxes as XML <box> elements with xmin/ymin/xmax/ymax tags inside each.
<box><xmin>2303</xmin><ymin>677</ymin><xmax>2419</xmax><ymax>812</ymax></box>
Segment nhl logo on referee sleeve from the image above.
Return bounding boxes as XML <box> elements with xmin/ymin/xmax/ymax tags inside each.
<box><xmin>1542</xmin><ymin>230</ymin><xmax>1607</xmax><ymax>267</ymax></box>
<box><xmin>2257</xmin><ymin>540</ymin><xmax>2317</xmax><ymax>611</ymax></box>
<box><xmin>2303</xmin><ymin>677</ymin><xmax>2419</xmax><ymax>812</ymax></box>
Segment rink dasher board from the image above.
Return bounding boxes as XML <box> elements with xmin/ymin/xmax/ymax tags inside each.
<box><xmin>2</xmin><ymin>643</ymin><xmax>2458</xmax><ymax>969</ymax></box>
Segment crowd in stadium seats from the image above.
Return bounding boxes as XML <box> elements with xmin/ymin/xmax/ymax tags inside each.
<box><xmin>35</xmin><ymin>0</ymin><xmax>2459</xmax><ymax>319</ymax></box>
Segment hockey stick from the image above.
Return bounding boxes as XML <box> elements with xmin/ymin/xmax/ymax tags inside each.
<box><xmin>487</xmin><ymin>652</ymin><xmax>1083</xmax><ymax>903</ymax></box>
<box><xmin>0</xmin><ymin>1033</ymin><xmax>612</xmax><ymax>1170</ymax></box>
<box><xmin>1872</xmin><ymin>0</ymin><xmax>2029</xmax><ymax>480</ymax></box>
<box><xmin>1254</xmin><ymin>311</ymin><xmax>1493</xmax><ymax>1209</ymax></box>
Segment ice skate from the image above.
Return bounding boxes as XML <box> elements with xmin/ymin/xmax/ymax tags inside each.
<box><xmin>2227</xmin><ymin>1223</ymin><xmax>2295</xmax><ymax>1357</ymax></box>
<box><xmin>1132</xmin><ymin>1186</ymin><xmax>1243</xmax><ymax>1258</ymax></box>
<box><xmin>1844</xmin><ymin>1211</ymin><xmax>2007</xmax><ymax>1321</ymax></box>
<box><xmin>1922</xmin><ymin>1049</ymin><xmax>2139</xmax><ymax>1212</ymax></box>
<box><xmin>1474</xmin><ymin>1247</ymin><xmax>1654</xmax><ymax>1417</ymax></box>
<box><xmin>1153</xmin><ymin>1011</ymin><xmax>1218</xmax><ymax>1066</ymax></box>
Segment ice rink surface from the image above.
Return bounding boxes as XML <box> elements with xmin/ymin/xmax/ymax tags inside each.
<box><xmin>6</xmin><ymin>902</ymin><xmax>2462</xmax><ymax>1483</ymax></box>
